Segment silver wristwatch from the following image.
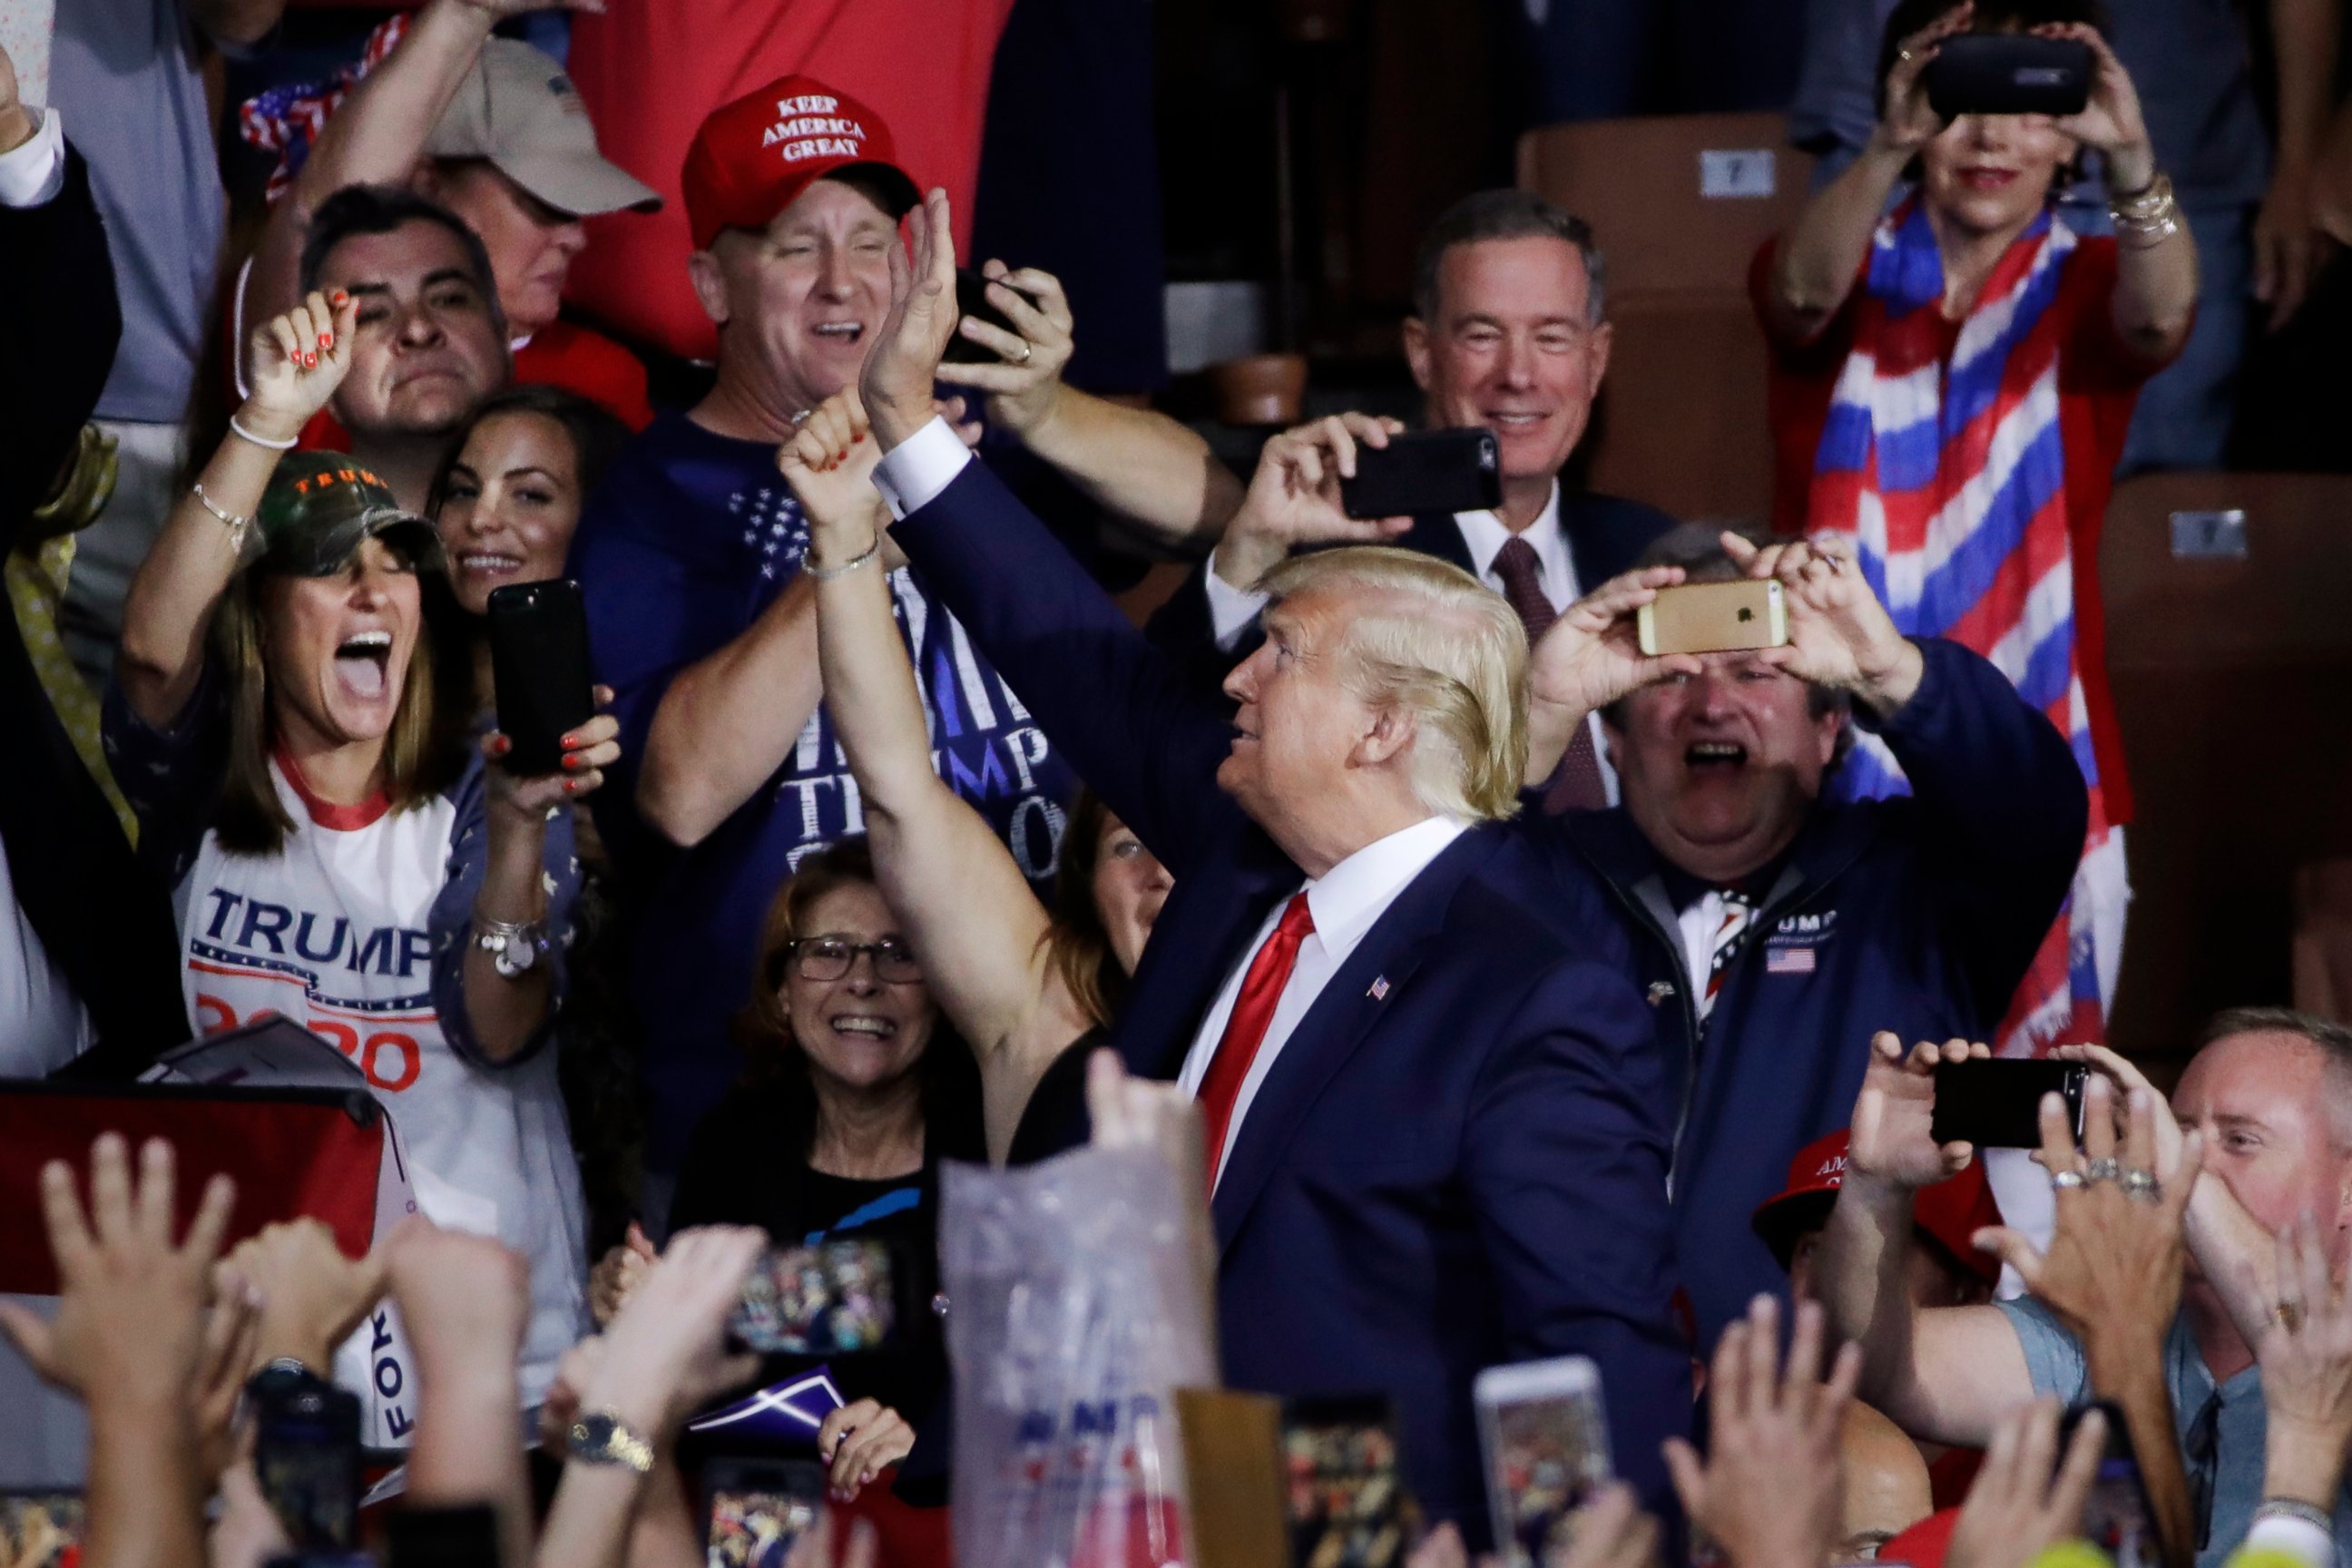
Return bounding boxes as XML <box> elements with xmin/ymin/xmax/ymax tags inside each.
<box><xmin>474</xmin><ymin>916</ymin><xmax>546</xmax><ymax>980</ymax></box>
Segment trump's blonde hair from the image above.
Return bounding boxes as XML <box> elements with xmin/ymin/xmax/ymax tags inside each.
<box><xmin>1256</xmin><ymin>546</ymin><xmax>1528</xmax><ymax>822</ymax></box>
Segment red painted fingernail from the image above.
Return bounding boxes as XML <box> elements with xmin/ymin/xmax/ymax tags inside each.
<box><xmin>489</xmin><ymin>735</ymin><xmax>510</xmax><ymax>755</ymax></box>
<box><xmin>333</xmin><ymin>290</ymin><xmax>348</xmax><ymax>305</ymax></box>
<box><xmin>289</xmin><ymin>350</ymin><xmax>302</xmax><ymax>365</ymax></box>
<box><xmin>304</xmin><ymin>353</ymin><xmax>318</xmax><ymax>368</ymax></box>
<box><xmin>564</xmin><ymin>778</ymin><xmax>581</xmax><ymax>794</ymax></box>
<box><xmin>559</xmin><ymin>732</ymin><xmax>580</xmax><ymax>749</ymax></box>
<box><xmin>318</xmin><ymin>333</ymin><xmax>332</xmax><ymax>348</ymax></box>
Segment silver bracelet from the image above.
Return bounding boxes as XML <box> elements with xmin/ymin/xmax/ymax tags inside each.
<box><xmin>228</xmin><ymin>413</ymin><xmax>299</xmax><ymax>451</ymax></box>
<box><xmin>803</xmin><ymin>532</ymin><xmax>881</xmax><ymax>583</ymax></box>
<box><xmin>191</xmin><ymin>482</ymin><xmax>251</xmax><ymax>554</ymax></box>
<box><xmin>2255</xmin><ymin>1500</ymin><xmax>2336</xmax><ymax>1535</ymax></box>
<box><xmin>473</xmin><ymin>915</ymin><xmax>546</xmax><ymax>980</ymax></box>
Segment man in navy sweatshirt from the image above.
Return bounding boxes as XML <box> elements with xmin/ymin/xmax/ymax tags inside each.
<box><xmin>1519</xmin><ymin>523</ymin><xmax>2088</xmax><ymax>1344</ymax></box>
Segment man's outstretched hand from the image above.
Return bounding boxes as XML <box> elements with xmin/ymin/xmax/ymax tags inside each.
<box><xmin>862</xmin><ymin>188</ymin><xmax>964</xmax><ymax>452</ymax></box>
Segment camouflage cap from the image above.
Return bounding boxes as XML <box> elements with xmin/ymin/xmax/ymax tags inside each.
<box><xmin>254</xmin><ymin>454</ymin><xmax>446</xmax><ymax>577</ymax></box>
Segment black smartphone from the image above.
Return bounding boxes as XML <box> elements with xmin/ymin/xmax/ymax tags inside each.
<box><xmin>1280</xmin><ymin>1394</ymin><xmax>1416</xmax><ymax>1568</ymax></box>
<box><xmin>1924</xmin><ymin>34</ymin><xmax>2093</xmax><ymax>121</ymax></box>
<box><xmin>0</xmin><ymin>1492</ymin><xmax>83</xmax><ymax>1568</ymax></box>
<box><xmin>252</xmin><ymin>1367</ymin><xmax>363</xmax><ymax>1553</ymax></box>
<box><xmin>702</xmin><ymin>1458</ymin><xmax>826</xmax><ymax>1568</ymax></box>
<box><xmin>943</xmin><ymin>267</ymin><xmax>1024</xmax><ymax>365</ymax></box>
<box><xmin>2062</xmin><ymin>1401</ymin><xmax>2160</xmax><ymax>1568</ymax></box>
<box><xmin>1930</xmin><ymin>1058</ymin><xmax>2089</xmax><ymax>1149</ymax></box>
<box><xmin>1338</xmin><ymin>428</ymin><xmax>1503</xmax><ymax>521</ymax></box>
<box><xmin>728</xmin><ymin>1237</ymin><xmax>897</xmax><ymax>1356</ymax></box>
<box><xmin>487</xmin><ymin>579</ymin><xmax>596</xmax><ymax>779</ymax></box>
<box><xmin>385</xmin><ymin>1505</ymin><xmax>500</xmax><ymax>1568</ymax></box>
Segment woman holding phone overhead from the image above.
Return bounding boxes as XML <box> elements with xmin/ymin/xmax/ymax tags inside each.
<box><xmin>782</xmin><ymin>388</ymin><xmax>1174</xmax><ymax>1165</ymax></box>
<box><xmin>104</xmin><ymin>291</ymin><xmax>622</xmax><ymax>1409</ymax></box>
<box><xmin>1754</xmin><ymin>0</ymin><xmax>2194</xmax><ymax>1048</ymax></box>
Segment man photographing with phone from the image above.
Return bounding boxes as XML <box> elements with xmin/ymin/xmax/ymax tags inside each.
<box><xmin>1512</xmin><ymin>525</ymin><xmax>2088</xmax><ymax>1344</ymax></box>
<box><xmin>1151</xmin><ymin>191</ymin><xmax>1675</xmax><ymax>809</ymax></box>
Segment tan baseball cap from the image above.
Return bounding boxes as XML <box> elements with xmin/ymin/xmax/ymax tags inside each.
<box><xmin>424</xmin><ymin>39</ymin><xmax>662</xmax><ymax>220</ymax></box>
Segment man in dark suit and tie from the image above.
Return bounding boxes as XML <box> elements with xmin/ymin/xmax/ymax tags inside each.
<box><xmin>1151</xmin><ymin>189</ymin><xmax>1676</xmax><ymax>810</ymax></box>
<box><xmin>845</xmin><ymin>189</ymin><xmax>1691</xmax><ymax>1534</ymax></box>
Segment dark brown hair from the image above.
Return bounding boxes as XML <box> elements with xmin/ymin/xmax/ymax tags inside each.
<box><xmin>424</xmin><ymin>384</ymin><xmax>633</xmax><ymax>528</ymax></box>
<box><xmin>209</xmin><ymin>556</ymin><xmax>471</xmax><ymax>856</ymax></box>
<box><xmin>1044</xmin><ymin>789</ymin><xmax>1133</xmax><ymax>1029</ymax></box>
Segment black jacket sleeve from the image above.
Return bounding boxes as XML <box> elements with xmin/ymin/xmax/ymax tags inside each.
<box><xmin>2</xmin><ymin>142</ymin><xmax>120</xmax><ymax>533</ymax></box>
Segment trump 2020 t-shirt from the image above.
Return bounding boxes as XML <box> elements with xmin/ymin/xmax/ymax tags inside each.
<box><xmin>569</xmin><ymin>412</ymin><xmax>1075</xmax><ymax>1178</ymax></box>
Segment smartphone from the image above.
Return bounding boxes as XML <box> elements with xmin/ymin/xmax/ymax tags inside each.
<box><xmin>487</xmin><ymin>579</ymin><xmax>596</xmax><ymax>779</ymax></box>
<box><xmin>1930</xmin><ymin>1059</ymin><xmax>2090</xmax><ymax>1150</ymax></box>
<box><xmin>253</xmin><ymin>1367</ymin><xmax>362</xmax><ymax>1553</ymax></box>
<box><xmin>1280</xmin><ymin>1395</ymin><xmax>1415</xmax><ymax>1568</ymax></box>
<box><xmin>729</xmin><ymin>1238</ymin><xmax>896</xmax><ymax>1356</ymax></box>
<box><xmin>1338</xmin><ymin>428</ymin><xmax>1503</xmax><ymax>521</ymax></box>
<box><xmin>702</xmin><ymin>1458</ymin><xmax>825</xmax><ymax>1568</ymax></box>
<box><xmin>1475</xmin><ymin>1357</ymin><xmax>1612</xmax><ymax>1568</ymax></box>
<box><xmin>943</xmin><ymin>268</ymin><xmax>1025</xmax><ymax>366</ymax></box>
<box><xmin>1924</xmin><ymin>34</ymin><xmax>2093</xmax><ymax>121</ymax></box>
<box><xmin>1635</xmin><ymin>580</ymin><xmax>1788</xmax><ymax>656</ymax></box>
<box><xmin>385</xmin><ymin>1505</ymin><xmax>500</xmax><ymax>1568</ymax></box>
<box><xmin>2062</xmin><ymin>1401</ymin><xmax>2160</xmax><ymax>1568</ymax></box>
<box><xmin>0</xmin><ymin>1492</ymin><xmax>83</xmax><ymax>1568</ymax></box>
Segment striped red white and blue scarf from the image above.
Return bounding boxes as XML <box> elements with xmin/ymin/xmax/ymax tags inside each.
<box><xmin>1806</xmin><ymin>198</ymin><xmax>2121</xmax><ymax>1055</ymax></box>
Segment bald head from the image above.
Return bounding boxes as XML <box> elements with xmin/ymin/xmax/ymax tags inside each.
<box><xmin>1838</xmin><ymin>1401</ymin><xmax>1932</xmax><ymax>1558</ymax></box>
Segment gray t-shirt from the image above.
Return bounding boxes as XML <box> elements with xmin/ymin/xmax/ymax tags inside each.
<box><xmin>48</xmin><ymin>0</ymin><xmax>225</xmax><ymax>424</ymax></box>
<box><xmin>1789</xmin><ymin>0</ymin><xmax>2269</xmax><ymax>210</ymax></box>
<box><xmin>2000</xmin><ymin>1296</ymin><xmax>2352</xmax><ymax>1568</ymax></box>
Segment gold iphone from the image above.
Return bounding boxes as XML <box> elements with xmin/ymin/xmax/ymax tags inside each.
<box><xmin>1636</xmin><ymin>579</ymin><xmax>1788</xmax><ymax>656</ymax></box>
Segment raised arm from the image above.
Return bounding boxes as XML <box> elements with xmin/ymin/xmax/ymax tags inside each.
<box><xmin>860</xmin><ymin>190</ymin><xmax>1244</xmax><ymax>871</ymax></box>
<box><xmin>2041</xmin><ymin>24</ymin><xmax>2195</xmax><ymax>362</ymax></box>
<box><xmin>118</xmin><ymin>293</ymin><xmax>357</xmax><ymax>729</ymax></box>
<box><xmin>787</xmin><ymin>392</ymin><xmax>1077</xmax><ymax>1159</ymax></box>
<box><xmin>1816</xmin><ymin>1035</ymin><xmax>2035</xmax><ymax>1448</ymax></box>
<box><xmin>1763</xmin><ymin>5</ymin><xmax>1970</xmax><ymax>343</ymax></box>
<box><xmin>244</xmin><ymin>0</ymin><xmax>594</xmax><ymax>355</ymax></box>
<box><xmin>933</xmin><ymin>261</ymin><xmax>1244</xmax><ymax>546</ymax></box>
<box><xmin>632</xmin><ymin>574</ymin><xmax>823</xmax><ymax>848</ymax></box>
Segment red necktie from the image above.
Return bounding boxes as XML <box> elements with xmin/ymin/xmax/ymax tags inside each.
<box><xmin>1196</xmin><ymin>893</ymin><xmax>1316</xmax><ymax>1192</ymax></box>
<box><xmin>1493</xmin><ymin>536</ymin><xmax>1608</xmax><ymax>813</ymax></box>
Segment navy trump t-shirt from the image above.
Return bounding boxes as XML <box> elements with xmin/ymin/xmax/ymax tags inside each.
<box><xmin>569</xmin><ymin>413</ymin><xmax>1074</xmax><ymax>1178</ymax></box>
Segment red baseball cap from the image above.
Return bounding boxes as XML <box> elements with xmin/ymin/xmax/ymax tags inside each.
<box><xmin>681</xmin><ymin>75</ymin><xmax>921</xmax><ymax>251</ymax></box>
<box><xmin>1750</xmin><ymin>1131</ymin><xmax>2004</xmax><ymax>1287</ymax></box>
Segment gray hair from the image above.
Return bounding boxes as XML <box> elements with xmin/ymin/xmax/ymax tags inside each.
<box><xmin>1411</xmin><ymin>189</ymin><xmax>1607</xmax><ymax>328</ymax></box>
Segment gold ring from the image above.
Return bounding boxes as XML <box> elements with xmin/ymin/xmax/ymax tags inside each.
<box><xmin>1015</xmin><ymin>342</ymin><xmax>1034</xmax><ymax>366</ymax></box>
<box><xmin>2278</xmin><ymin>1299</ymin><xmax>2306</xmax><ymax>1333</ymax></box>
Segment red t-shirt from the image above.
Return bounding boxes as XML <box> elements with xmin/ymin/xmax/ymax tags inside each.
<box><xmin>561</xmin><ymin>0</ymin><xmax>1019</xmax><ymax>363</ymax></box>
<box><xmin>1749</xmin><ymin>236</ymin><xmax>2177</xmax><ymax>825</ymax></box>
<box><xmin>292</xmin><ymin>318</ymin><xmax>655</xmax><ymax>451</ymax></box>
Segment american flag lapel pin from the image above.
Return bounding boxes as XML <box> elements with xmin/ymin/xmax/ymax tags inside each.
<box><xmin>1367</xmin><ymin>976</ymin><xmax>1389</xmax><ymax>1001</ymax></box>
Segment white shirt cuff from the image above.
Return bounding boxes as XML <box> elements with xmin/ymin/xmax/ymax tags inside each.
<box><xmin>0</xmin><ymin>110</ymin><xmax>65</xmax><ymax>210</ymax></box>
<box><xmin>2247</xmin><ymin>1514</ymin><xmax>2336</xmax><ymax>1568</ymax></box>
<box><xmin>1202</xmin><ymin>559</ymin><xmax>1270</xmax><ymax>652</ymax></box>
<box><xmin>871</xmin><ymin>416</ymin><xmax>975</xmax><ymax>522</ymax></box>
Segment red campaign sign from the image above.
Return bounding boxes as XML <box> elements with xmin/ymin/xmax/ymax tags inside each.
<box><xmin>0</xmin><ymin>1084</ymin><xmax>383</xmax><ymax>1296</ymax></box>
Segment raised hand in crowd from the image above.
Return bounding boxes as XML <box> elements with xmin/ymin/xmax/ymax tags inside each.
<box><xmin>1725</xmin><ymin>534</ymin><xmax>1924</xmax><ymax>714</ymax></box>
<box><xmin>934</xmin><ymin>260</ymin><xmax>1077</xmax><ymax>438</ymax></box>
<box><xmin>1973</xmin><ymin>1074</ymin><xmax>2202</xmax><ymax>1568</ymax></box>
<box><xmin>220</xmin><ymin>1217</ymin><xmax>387</xmax><ymax>1378</ymax></box>
<box><xmin>1945</xmin><ymin>1398</ymin><xmax>2107</xmax><ymax>1568</ymax></box>
<box><xmin>538</xmin><ymin>1227</ymin><xmax>764</xmax><ymax>1568</ymax></box>
<box><xmin>1665</xmin><ymin>1294</ymin><xmax>1860</xmax><ymax>1568</ymax></box>
<box><xmin>2247</xmin><ymin>1216</ymin><xmax>2352</xmax><ymax>1514</ymax></box>
<box><xmin>777</xmin><ymin>390</ymin><xmax>895</xmax><ymax>558</ymax></box>
<box><xmin>863</xmin><ymin>187</ymin><xmax>972</xmax><ymax>448</ymax></box>
<box><xmin>385</xmin><ymin>1219</ymin><xmax>537</xmax><ymax>1568</ymax></box>
<box><xmin>590</xmin><ymin>1220</ymin><xmax>660</xmax><ymax>1329</ymax></box>
<box><xmin>1521</xmin><ymin>564</ymin><xmax>1699</xmax><ymax>780</ymax></box>
<box><xmin>0</xmin><ymin>1135</ymin><xmax>237</xmax><ymax>1568</ymax></box>
<box><xmin>1205</xmin><ymin>413</ymin><xmax>1415</xmax><ymax>593</ymax></box>
<box><xmin>817</xmin><ymin>1399</ymin><xmax>916</xmax><ymax>1503</ymax></box>
<box><xmin>191</xmin><ymin>1279</ymin><xmax>263</xmax><ymax>1485</ymax></box>
<box><xmin>118</xmin><ymin>292</ymin><xmax>358</xmax><ymax>730</ymax></box>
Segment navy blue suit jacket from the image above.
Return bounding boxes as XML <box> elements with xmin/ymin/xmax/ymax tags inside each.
<box><xmin>890</xmin><ymin>453</ymin><xmax>1690</xmax><ymax>1532</ymax></box>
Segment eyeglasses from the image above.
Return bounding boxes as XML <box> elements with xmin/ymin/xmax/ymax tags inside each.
<box><xmin>786</xmin><ymin>936</ymin><xmax>923</xmax><ymax>984</ymax></box>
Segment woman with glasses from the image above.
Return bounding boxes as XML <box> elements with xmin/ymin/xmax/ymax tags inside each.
<box><xmin>618</xmin><ymin>835</ymin><xmax>983</xmax><ymax>1503</ymax></box>
<box><xmin>780</xmin><ymin>392</ymin><xmax>1175</xmax><ymax>1166</ymax></box>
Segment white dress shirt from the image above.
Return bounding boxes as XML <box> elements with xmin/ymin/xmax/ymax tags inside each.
<box><xmin>1177</xmin><ymin>816</ymin><xmax>1467</xmax><ymax>1184</ymax></box>
<box><xmin>0</xmin><ymin>108</ymin><xmax>65</xmax><ymax>209</ymax></box>
<box><xmin>1202</xmin><ymin>478</ymin><xmax>1619</xmax><ymax>804</ymax></box>
<box><xmin>873</xmin><ymin>415</ymin><xmax>980</xmax><ymax>520</ymax></box>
